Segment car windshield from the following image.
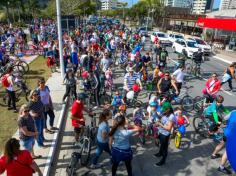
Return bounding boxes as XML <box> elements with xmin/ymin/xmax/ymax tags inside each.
<box><xmin>187</xmin><ymin>41</ymin><xmax>198</xmax><ymax>48</ymax></box>
<box><xmin>195</xmin><ymin>39</ymin><xmax>206</xmax><ymax>45</ymax></box>
<box><xmin>158</xmin><ymin>33</ymin><xmax>167</xmax><ymax>38</ymax></box>
<box><xmin>175</xmin><ymin>35</ymin><xmax>184</xmax><ymax>39</ymax></box>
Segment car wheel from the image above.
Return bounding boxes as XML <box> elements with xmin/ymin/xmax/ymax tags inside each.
<box><xmin>182</xmin><ymin>50</ymin><xmax>187</xmax><ymax>57</ymax></box>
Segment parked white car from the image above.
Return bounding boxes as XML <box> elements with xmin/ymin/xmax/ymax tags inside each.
<box><xmin>150</xmin><ymin>32</ymin><xmax>172</xmax><ymax>46</ymax></box>
<box><xmin>187</xmin><ymin>37</ymin><xmax>212</xmax><ymax>55</ymax></box>
<box><xmin>172</xmin><ymin>39</ymin><xmax>199</xmax><ymax>57</ymax></box>
<box><xmin>168</xmin><ymin>33</ymin><xmax>184</xmax><ymax>43</ymax></box>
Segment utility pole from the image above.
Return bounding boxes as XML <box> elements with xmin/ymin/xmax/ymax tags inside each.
<box><xmin>56</xmin><ymin>0</ymin><xmax>65</xmax><ymax>77</ymax></box>
<box><xmin>146</xmin><ymin>8</ymin><xmax>150</xmax><ymax>31</ymax></box>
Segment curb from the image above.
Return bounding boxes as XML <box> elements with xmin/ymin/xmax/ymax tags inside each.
<box><xmin>213</xmin><ymin>56</ymin><xmax>232</xmax><ymax>64</ymax></box>
<box><xmin>43</xmin><ymin>98</ymin><xmax>69</xmax><ymax>176</ymax></box>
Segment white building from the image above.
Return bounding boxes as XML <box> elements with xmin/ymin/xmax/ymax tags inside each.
<box><xmin>101</xmin><ymin>0</ymin><xmax>118</xmax><ymax>10</ymax></box>
<box><xmin>164</xmin><ymin>0</ymin><xmax>192</xmax><ymax>8</ymax></box>
<box><xmin>192</xmin><ymin>0</ymin><xmax>207</xmax><ymax>14</ymax></box>
<box><xmin>220</xmin><ymin>0</ymin><xmax>236</xmax><ymax>10</ymax></box>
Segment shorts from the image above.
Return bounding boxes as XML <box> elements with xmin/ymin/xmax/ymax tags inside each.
<box><xmin>20</xmin><ymin>137</ymin><xmax>35</xmax><ymax>152</ymax></box>
<box><xmin>74</xmin><ymin>126</ymin><xmax>84</xmax><ymax>134</ymax></box>
<box><xmin>111</xmin><ymin>147</ymin><xmax>133</xmax><ymax>165</ymax></box>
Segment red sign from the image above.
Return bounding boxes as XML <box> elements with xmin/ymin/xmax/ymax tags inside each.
<box><xmin>197</xmin><ymin>17</ymin><xmax>236</xmax><ymax>31</ymax></box>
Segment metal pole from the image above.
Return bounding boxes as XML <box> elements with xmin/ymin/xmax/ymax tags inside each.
<box><xmin>146</xmin><ymin>9</ymin><xmax>150</xmax><ymax>31</ymax></box>
<box><xmin>56</xmin><ymin>0</ymin><xmax>65</xmax><ymax>77</ymax></box>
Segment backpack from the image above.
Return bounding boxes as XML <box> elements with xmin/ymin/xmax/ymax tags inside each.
<box><xmin>1</xmin><ymin>74</ymin><xmax>10</xmax><ymax>87</ymax></box>
<box><xmin>160</xmin><ymin>51</ymin><xmax>167</xmax><ymax>61</ymax></box>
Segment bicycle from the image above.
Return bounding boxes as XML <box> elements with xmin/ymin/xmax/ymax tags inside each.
<box><xmin>148</xmin><ymin>86</ymin><xmax>194</xmax><ymax>112</ymax></box>
<box><xmin>74</xmin><ymin>109</ymin><xmax>97</xmax><ymax>166</ymax></box>
<box><xmin>185</xmin><ymin>59</ymin><xmax>203</xmax><ymax>77</ymax></box>
<box><xmin>174</xmin><ymin>124</ymin><xmax>189</xmax><ymax>149</ymax></box>
<box><xmin>2</xmin><ymin>76</ymin><xmax>30</xmax><ymax>104</ymax></box>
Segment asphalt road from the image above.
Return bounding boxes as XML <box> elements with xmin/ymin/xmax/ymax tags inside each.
<box><xmin>50</xmin><ymin>38</ymin><xmax>236</xmax><ymax>176</ymax></box>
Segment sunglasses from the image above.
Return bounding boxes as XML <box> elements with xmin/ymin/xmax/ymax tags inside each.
<box><xmin>24</xmin><ymin>110</ymin><xmax>29</xmax><ymax>113</ymax></box>
<box><xmin>33</xmin><ymin>94</ymin><xmax>38</xmax><ymax>96</ymax></box>
<box><xmin>40</xmin><ymin>82</ymin><xmax>45</xmax><ymax>84</ymax></box>
<box><xmin>165</xmin><ymin>74</ymin><xmax>169</xmax><ymax>76</ymax></box>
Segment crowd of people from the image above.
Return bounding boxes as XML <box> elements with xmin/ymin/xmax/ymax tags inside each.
<box><xmin>0</xmin><ymin>17</ymin><xmax>235</xmax><ymax>176</ymax></box>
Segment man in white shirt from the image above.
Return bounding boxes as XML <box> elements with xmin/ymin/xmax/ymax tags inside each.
<box><xmin>172</xmin><ymin>65</ymin><xmax>185</xmax><ymax>92</ymax></box>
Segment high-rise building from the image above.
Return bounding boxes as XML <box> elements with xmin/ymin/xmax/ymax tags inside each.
<box><xmin>164</xmin><ymin>0</ymin><xmax>192</xmax><ymax>8</ymax></box>
<box><xmin>192</xmin><ymin>0</ymin><xmax>207</xmax><ymax>14</ymax></box>
<box><xmin>101</xmin><ymin>0</ymin><xmax>118</xmax><ymax>10</ymax></box>
<box><xmin>220</xmin><ymin>0</ymin><xmax>236</xmax><ymax>10</ymax></box>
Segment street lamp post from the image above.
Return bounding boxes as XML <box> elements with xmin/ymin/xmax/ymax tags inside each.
<box><xmin>146</xmin><ymin>9</ymin><xmax>150</xmax><ymax>31</ymax></box>
<box><xmin>56</xmin><ymin>0</ymin><xmax>65</xmax><ymax>77</ymax></box>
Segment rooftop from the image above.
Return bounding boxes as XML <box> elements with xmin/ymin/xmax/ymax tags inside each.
<box><xmin>206</xmin><ymin>9</ymin><xmax>236</xmax><ymax>18</ymax></box>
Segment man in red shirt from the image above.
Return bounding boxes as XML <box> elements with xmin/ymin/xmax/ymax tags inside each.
<box><xmin>70</xmin><ymin>93</ymin><xmax>92</xmax><ymax>145</ymax></box>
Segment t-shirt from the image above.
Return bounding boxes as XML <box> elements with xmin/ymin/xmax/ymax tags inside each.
<box><xmin>17</xmin><ymin>116</ymin><xmax>36</xmax><ymax>141</ymax></box>
<box><xmin>124</xmin><ymin>73</ymin><xmax>140</xmax><ymax>90</ymax></box>
<box><xmin>204</xmin><ymin>101</ymin><xmax>224</xmax><ymax>117</ymax></box>
<box><xmin>142</xmin><ymin>55</ymin><xmax>151</xmax><ymax>63</ymax></box>
<box><xmin>97</xmin><ymin>122</ymin><xmax>110</xmax><ymax>143</ymax></box>
<box><xmin>27</xmin><ymin>100</ymin><xmax>44</xmax><ymax>118</ymax></box>
<box><xmin>71</xmin><ymin>100</ymin><xmax>85</xmax><ymax>127</ymax></box>
<box><xmin>112</xmin><ymin>129</ymin><xmax>135</xmax><ymax>150</ymax></box>
<box><xmin>159</xmin><ymin>51</ymin><xmax>168</xmax><ymax>62</ymax></box>
<box><xmin>0</xmin><ymin>150</ymin><xmax>33</xmax><ymax>176</ymax></box>
<box><xmin>158</xmin><ymin>113</ymin><xmax>175</xmax><ymax>136</ymax></box>
<box><xmin>172</xmin><ymin>69</ymin><xmax>185</xmax><ymax>83</ymax></box>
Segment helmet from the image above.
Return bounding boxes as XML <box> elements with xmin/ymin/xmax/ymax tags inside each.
<box><xmin>77</xmin><ymin>93</ymin><xmax>87</xmax><ymax>100</ymax></box>
<box><xmin>82</xmin><ymin>71</ymin><xmax>89</xmax><ymax>78</ymax></box>
<box><xmin>149</xmin><ymin>101</ymin><xmax>157</xmax><ymax>107</ymax></box>
<box><xmin>216</xmin><ymin>95</ymin><xmax>224</xmax><ymax>103</ymax></box>
<box><xmin>161</xmin><ymin>102</ymin><xmax>172</xmax><ymax>112</ymax></box>
<box><xmin>126</xmin><ymin>91</ymin><xmax>134</xmax><ymax>99</ymax></box>
<box><xmin>119</xmin><ymin>105</ymin><xmax>127</xmax><ymax>111</ymax></box>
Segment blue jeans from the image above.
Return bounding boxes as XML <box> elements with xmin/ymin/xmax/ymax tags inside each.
<box><xmin>92</xmin><ymin>141</ymin><xmax>111</xmax><ymax>165</ymax></box>
<box><xmin>20</xmin><ymin>137</ymin><xmax>35</xmax><ymax>152</ymax></box>
<box><xmin>34</xmin><ymin>117</ymin><xmax>44</xmax><ymax>146</ymax></box>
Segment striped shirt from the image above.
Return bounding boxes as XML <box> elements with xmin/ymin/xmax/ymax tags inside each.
<box><xmin>124</xmin><ymin>73</ymin><xmax>140</xmax><ymax>90</ymax></box>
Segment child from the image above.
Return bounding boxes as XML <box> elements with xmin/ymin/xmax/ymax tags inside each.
<box><xmin>111</xmin><ymin>91</ymin><xmax>125</xmax><ymax>117</ymax></box>
<box><xmin>148</xmin><ymin>101</ymin><xmax>160</xmax><ymax>123</ymax></box>
<box><xmin>174</xmin><ymin>106</ymin><xmax>190</xmax><ymax>128</ymax></box>
<box><xmin>133</xmin><ymin>102</ymin><xmax>145</xmax><ymax>125</ymax></box>
<box><xmin>105</xmin><ymin>65</ymin><xmax>113</xmax><ymax>89</ymax></box>
<box><xmin>62</xmin><ymin>69</ymin><xmax>77</xmax><ymax>102</ymax></box>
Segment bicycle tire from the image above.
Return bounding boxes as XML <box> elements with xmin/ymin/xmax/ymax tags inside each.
<box><xmin>13</xmin><ymin>64</ymin><xmax>26</xmax><ymax>75</ymax></box>
<box><xmin>174</xmin><ymin>132</ymin><xmax>181</xmax><ymax>148</ymax></box>
<box><xmin>80</xmin><ymin>137</ymin><xmax>91</xmax><ymax>166</ymax></box>
<box><xmin>148</xmin><ymin>91</ymin><xmax>156</xmax><ymax>101</ymax></box>
<box><xmin>18</xmin><ymin>61</ymin><xmax>29</xmax><ymax>73</ymax></box>
<box><xmin>192</xmin><ymin>115</ymin><xmax>209</xmax><ymax>138</ymax></box>
<box><xmin>194</xmin><ymin>96</ymin><xmax>204</xmax><ymax>112</ymax></box>
<box><xmin>185</xmin><ymin>63</ymin><xmax>192</xmax><ymax>75</ymax></box>
<box><xmin>181</xmin><ymin>95</ymin><xmax>194</xmax><ymax>112</ymax></box>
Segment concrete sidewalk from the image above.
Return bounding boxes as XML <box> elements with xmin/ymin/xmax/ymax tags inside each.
<box><xmin>3</xmin><ymin>71</ymin><xmax>67</xmax><ymax>176</ymax></box>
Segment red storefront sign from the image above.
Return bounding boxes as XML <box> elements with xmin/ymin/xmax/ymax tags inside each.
<box><xmin>197</xmin><ymin>17</ymin><xmax>236</xmax><ymax>31</ymax></box>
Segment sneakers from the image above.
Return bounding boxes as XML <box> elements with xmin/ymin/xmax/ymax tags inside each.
<box><xmin>211</xmin><ymin>154</ymin><xmax>221</xmax><ymax>159</ymax></box>
<box><xmin>154</xmin><ymin>160</ymin><xmax>165</xmax><ymax>167</ymax></box>
<box><xmin>218</xmin><ymin>166</ymin><xmax>232</xmax><ymax>175</ymax></box>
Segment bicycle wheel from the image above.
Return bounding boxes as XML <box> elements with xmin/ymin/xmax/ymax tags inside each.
<box><xmin>185</xmin><ymin>63</ymin><xmax>192</xmax><ymax>75</ymax></box>
<box><xmin>194</xmin><ymin>96</ymin><xmax>204</xmax><ymax>112</ymax></box>
<box><xmin>193</xmin><ymin>115</ymin><xmax>209</xmax><ymax>138</ymax></box>
<box><xmin>181</xmin><ymin>95</ymin><xmax>194</xmax><ymax>112</ymax></box>
<box><xmin>148</xmin><ymin>91</ymin><xmax>156</xmax><ymax>101</ymax></box>
<box><xmin>13</xmin><ymin>64</ymin><xmax>25</xmax><ymax>75</ymax></box>
<box><xmin>174</xmin><ymin>132</ymin><xmax>181</xmax><ymax>148</ymax></box>
<box><xmin>80</xmin><ymin>137</ymin><xmax>91</xmax><ymax>166</ymax></box>
<box><xmin>18</xmin><ymin>61</ymin><xmax>29</xmax><ymax>73</ymax></box>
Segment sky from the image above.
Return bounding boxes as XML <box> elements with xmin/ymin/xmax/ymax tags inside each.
<box><xmin>121</xmin><ymin>0</ymin><xmax>138</xmax><ymax>7</ymax></box>
<box><xmin>213</xmin><ymin>0</ymin><xmax>221</xmax><ymax>9</ymax></box>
